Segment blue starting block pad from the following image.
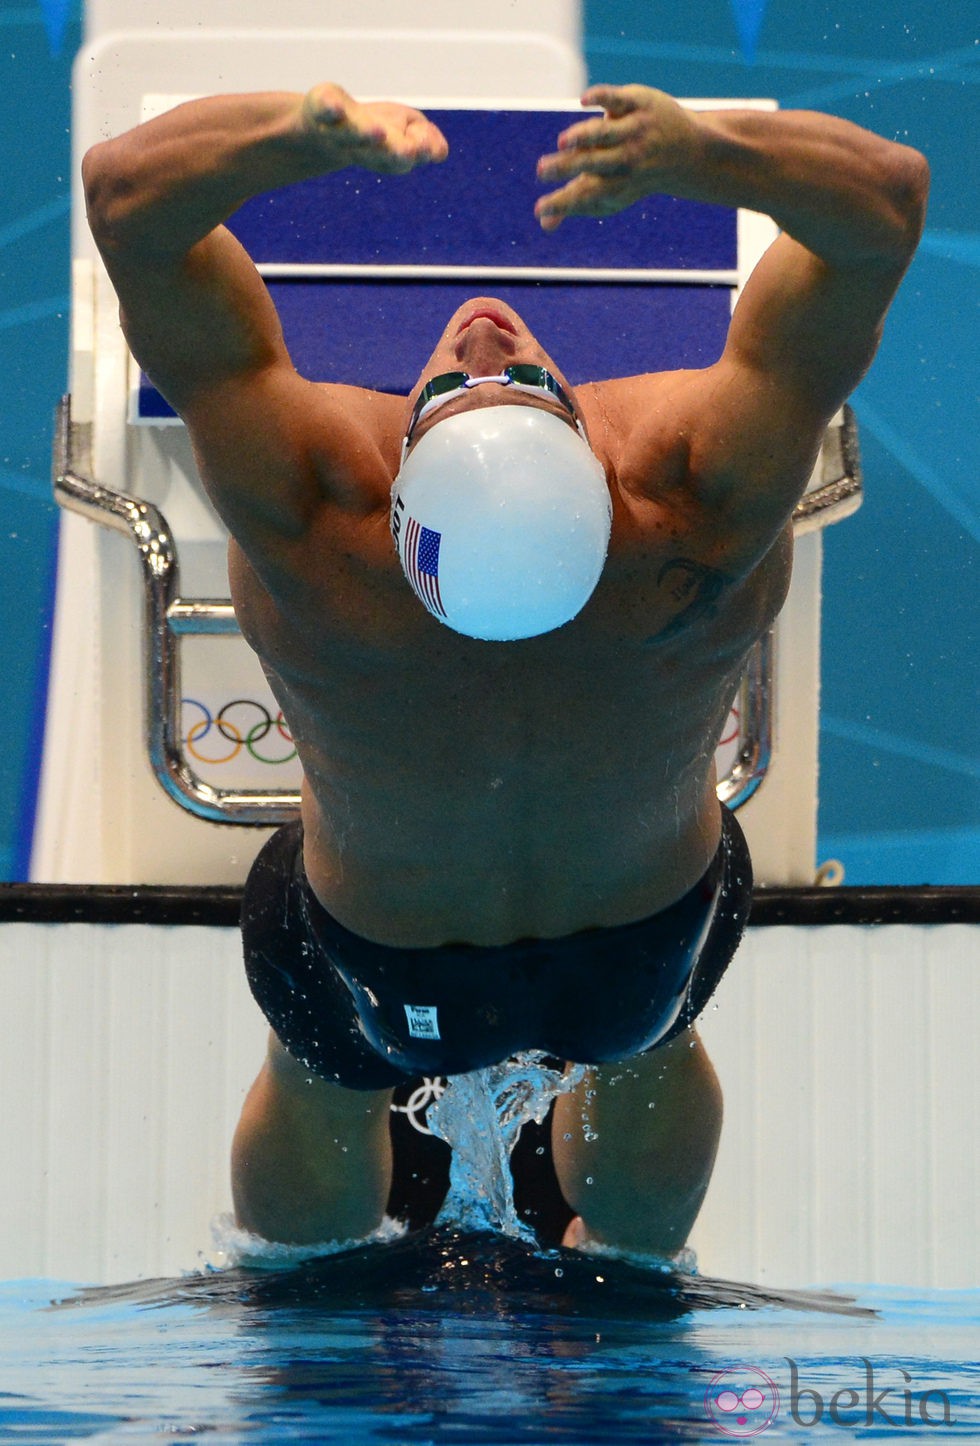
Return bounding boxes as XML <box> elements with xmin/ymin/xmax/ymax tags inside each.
<box><xmin>136</xmin><ymin>107</ymin><xmax>740</xmax><ymax>419</ymax></box>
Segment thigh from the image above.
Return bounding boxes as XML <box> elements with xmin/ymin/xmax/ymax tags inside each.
<box><xmin>550</xmin><ymin>1028</ymin><xmax>724</xmax><ymax>1254</ymax></box>
<box><xmin>232</xmin><ymin>1028</ymin><xmax>395</xmax><ymax>1244</ymax></box>
<box><xmin>556</xmin><ymin>1028</ymin><xmax>721</xmax><ymax>1155</ymax></box>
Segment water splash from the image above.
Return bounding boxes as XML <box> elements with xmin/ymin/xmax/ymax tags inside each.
<box><xmin>428</xmin><ymin>1051</ymin><xmax>585</xmax><ymax>1242</ymax></box>
<box><xmin>208</xmin><ymin>1211</ymin><xmax>406</xmax><ymax>1272</ymax></box>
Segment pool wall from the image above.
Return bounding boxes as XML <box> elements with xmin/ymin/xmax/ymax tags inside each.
<box><xmin>0</xmin><ymin>892</ymin><xmax>974</xmax><ymax>1289</ymax></box>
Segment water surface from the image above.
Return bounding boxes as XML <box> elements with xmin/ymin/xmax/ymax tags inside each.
<box><xmin>3</xmin><ymin>1232</ymin><xmax>976</xmax><ymax>1443</ymax></box>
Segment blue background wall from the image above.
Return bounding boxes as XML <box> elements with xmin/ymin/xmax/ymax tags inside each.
<box><xmin>0</xmin><ymin>0</ymin><xmax>976</xmax><ymax>883</ymax></box>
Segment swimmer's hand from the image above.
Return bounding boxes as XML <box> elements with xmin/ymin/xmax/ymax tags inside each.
<box><xmin>535</xmin><ymin>84</ymin><xmax>700</xmax><ymax>231</ymax></box>
<box><xmin>300</xmin><ymin>84</ymin><xmax>449</xmax><ymax>174</ymax></box>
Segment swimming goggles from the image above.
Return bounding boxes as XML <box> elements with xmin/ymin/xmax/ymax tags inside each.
<box><xmin>404</xmin><ymin>364</ymin><xmax>585</xmax><ymax>451</ymax></box>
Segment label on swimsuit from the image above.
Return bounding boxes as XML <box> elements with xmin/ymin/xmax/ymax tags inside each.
<box><xmin>404</xmin><ymin>1004</ymin><xmax>441</xmax><ymax>1040</ymax></box>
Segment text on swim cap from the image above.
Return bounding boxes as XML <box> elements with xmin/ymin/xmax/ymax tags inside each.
<box><xmin>391</xmin><ymin>493</ymin><xmax>405</xmax><ymax>541</ymax></box>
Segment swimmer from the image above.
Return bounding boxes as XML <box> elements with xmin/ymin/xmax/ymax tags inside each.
<box><xmin>83</xmin><ymin>81</ymin><xmax>928</xmax><ymax>1253</ymax></box>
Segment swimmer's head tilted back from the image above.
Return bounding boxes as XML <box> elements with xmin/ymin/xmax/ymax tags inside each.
<box><xmin>390</xmin><ymin>405</ymin><xmax>611</xmax><ymax>641</ymax></box>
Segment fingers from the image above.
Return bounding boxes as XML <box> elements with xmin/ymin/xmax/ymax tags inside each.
<box><xmin>535</xmin><ymin>84</ymin><xmax>687</xmax><ymax>230</ymax></box>
<box><xmin>554</xmin><ymin>114</ymin><xmax>633</xmax><ymax>155</ymax></box>
<box><xmin>581</xmin><ymin>83</ymin><xmax>648</xmax><ymax>117</ymax></box>
<box><xmin>400</xmin><ymin>112</ymin><xmax>450</xmax><ymax>166</ymax></box>
<box><xmin>535</xmin><ymin>173</ymin><xmax>612</xmax><ymax>231</ymax></box>
<box><xmin>537</xmin><ymin>140</ymin><xmax>633</xmax><ymax>185</ymax></box>
<box><xmin>550</xmin><ymin>82</ymin><xmax>669</xmax><ymax>157</ymax></box>
<box><xmin>302</xmin><ymin>83</ymin><xmax>364</xmax><ymax>132</ymax></box>
<box><xmin>302</xmin><ymin>88</ymin><xmax>448</xmax><ymax>172</ymax></box>
<box><xmin>538</xmin><ymin>93</ymin><xmax>643</xmax><ymax>182</ymax></box>
<box><xmin>370</xmin><ymin>132</ymin><xmax>444</xmax><ymax>173</ymax></box>
<box><xmin>423</xmin><ymin>124</ymin><xmax>450</xmax><ymax>164</ymax></box>
<box><xmin>360</xmin><ymin>107</ymin><xmax>449</xmax><ymax>172</ymax></box>
<box><xmin>302</xmin><ymin>84</ymin><xmax>385</xmax><ymax>150</ymax></box>
<box><xmin>535</xmin><ymin>198</ymin><xmax>564</xmax><ymax>233</ymax></box>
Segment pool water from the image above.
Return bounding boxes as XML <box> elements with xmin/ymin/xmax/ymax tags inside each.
<box><xmin>2</xmin><ymin>1236</ymin><xmax>977</xmax><ymax>1444</ymax></box>
<box><xmin>4</xmin><ymin>1059</ymin><xmax>977</xmax><ymax>1442</ymax></box>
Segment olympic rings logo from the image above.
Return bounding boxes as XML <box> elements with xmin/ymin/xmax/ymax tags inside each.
<box><xmin>719</xmin><ymin>705</ymin><xmax>740</xmax><ymax>749</ymax></box>
<box><xmin>390</xmin><ymin>1076</ymin><xmax>447</xmax><ymax>1136</ymax></box>
<box><xmin>181</xmin><ymin>698</ymin><xmax>298</xmax><ymax>766</ymax></box>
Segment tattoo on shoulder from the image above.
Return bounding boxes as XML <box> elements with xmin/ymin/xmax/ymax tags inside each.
<box><xmin>647</xmin><ymin>558</ymin><xmax>732</xmax><ymax>642</ymax></box>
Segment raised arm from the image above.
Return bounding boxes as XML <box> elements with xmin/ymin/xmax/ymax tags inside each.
<box><xmin>536</xmin><ymin>87</ymin><xmax>929</xmax><ymax>559</ymax></box>
<box><xmin>82</xmin><ymin>86</ymin><xmax>447</xmax><ymax>535</ymax></box>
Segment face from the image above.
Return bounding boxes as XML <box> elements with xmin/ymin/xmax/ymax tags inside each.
<box><xmin>403</xmin><ymin>297</ymin><xmax>586</xmax><ymax>453</ymax></box>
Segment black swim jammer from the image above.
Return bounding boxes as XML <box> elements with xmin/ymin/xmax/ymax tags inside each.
<box><xmin>241</xmin><ymin>810</ymin><xmax>752</xmax><ymax>1090</ymax></box>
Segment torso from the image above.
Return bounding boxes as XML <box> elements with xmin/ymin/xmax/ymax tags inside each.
<box><xmin>227</xmin><ymin>374</ymin><xmax>793</xmax><ymax>947</ymax></box>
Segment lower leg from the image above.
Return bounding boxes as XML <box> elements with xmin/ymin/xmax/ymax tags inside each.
<box><xmin>551</xmin><ymin>1028</ymin><xmax>723</xmax><ymax>1255</ymax></box>
<box><xmin>232</xmin><ymin>1031</ymin><xmax>394</xmax><ymax>1245</ymax></box>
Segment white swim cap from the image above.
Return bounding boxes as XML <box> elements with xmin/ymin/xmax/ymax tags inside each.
<box><xmin>390</xmin><ymin>406</ymin><xmax>611</xmax><ymax>641</ymax></box>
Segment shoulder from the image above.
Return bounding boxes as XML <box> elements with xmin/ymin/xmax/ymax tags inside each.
<box><xmin>592</xmin><ymin>359</ymin><xmax>821</xmax><ymax>580</ymax></box>
<box><xmin>582</xmin><ymin>371</ymin><xmax>696</xmax><ymax>495</ymax></box>
<box><xmin>184</xmin><ymin>374</ymin><xmax>403</xmax><ymax>546</ymax></box>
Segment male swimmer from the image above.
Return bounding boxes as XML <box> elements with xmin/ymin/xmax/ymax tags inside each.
<box><xmin>83</xmin><ymin>82</ymin><xmax>927</xmax><ymax>1252</ymax></box>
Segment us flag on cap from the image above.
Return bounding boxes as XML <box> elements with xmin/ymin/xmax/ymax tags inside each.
<box><xmin>403</xmin><ymin>517</ymin><xmax>447</xmax><ymax>618</ymax></box>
